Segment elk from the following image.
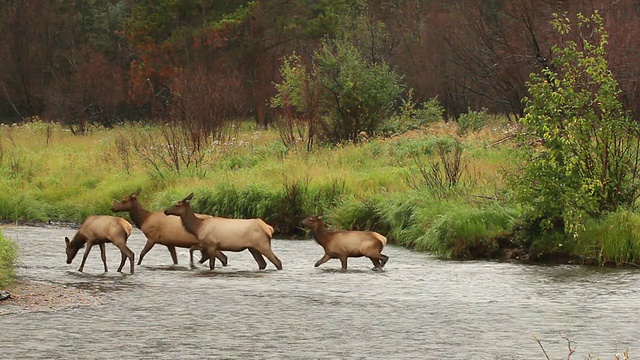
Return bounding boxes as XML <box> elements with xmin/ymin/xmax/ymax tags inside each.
<box><xmin>300</xmin><ymin>214</ymin><xmax>389</xmax><ymax>270</ymax></box>
<box><xmin>111</xmin><ymin>189</ymin><xmax>228</xmax><ymax>268</ymax></box>
<box><xmin>64</xmin><ymin>215</ymin><xmax>135</xmax><ymax>274</ymax></box>
<box><xmin>164</xmin><ymin>193</ymin><xmax>282</xmax><ymax>270</ymax></box>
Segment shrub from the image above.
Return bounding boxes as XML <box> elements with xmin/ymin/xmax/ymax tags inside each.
<box><xmin>272</xmin><ymin>38</ymin><xmax>404</xmax><ymax>147</ymax></box>
<box><xmin>385</xmin><ymin>92</ymin><xmax>444</xmax><ymax>134</ymax></box>
<box><xmin>401</xmin><ymin>137</ymin><xmax>467</xmax><ymax>199</ymax></box>
<box><xmin>457</xmin><ymin>107</ymin><xmax>489</xmax><ymax>135</ymax></box>
<box><xmin>513</xmin><ymin>12</ymin><xmax>640</xmax><ymax>236</ymax></box>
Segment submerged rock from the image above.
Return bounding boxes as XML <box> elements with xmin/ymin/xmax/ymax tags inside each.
<box><xmin>0</xmin><ymin>290</ymin><xmax>10</xmax><ymax>301</ymax></box>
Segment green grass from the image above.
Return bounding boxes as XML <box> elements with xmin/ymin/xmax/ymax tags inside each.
<box><xmin>575</xmin><ymin>210</ymin><xmax>640</xmax><ymax>266</ymax></box>
<box><xmin>0</xmin><ymin>229</ymin><xmax>18</xmax><ymax>288</ymax></box>
<box><xmin>417</xmin><ymin>204</ymin><xmax>520</xmax><ymax>258</ymax></box>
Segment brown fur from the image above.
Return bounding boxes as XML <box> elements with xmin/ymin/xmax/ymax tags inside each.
<box><xmin>300</xmin><ymin>215</ymin><xmax>389</xmax><ymax>270</ymax></box>
<box><xmin>64</xmin><ymin>215</ymin><xmax>135</xmax><ymax>274</ymax></box>
<box><xmin>112</xmin><ymin>190</ymin><xmax>228</xmax><ymax>268</ymax></box>
<box><xmin>164</xmin><ymin>193</ymin><xmax>282</xmax><ymax>270</ymax></box>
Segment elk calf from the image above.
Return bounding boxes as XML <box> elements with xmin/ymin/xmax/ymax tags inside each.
<box><xmin>65</xmin><ymin>215</ymin><xmax>135</xmax><ymax>274</ymax></box>
<box><xmin>300</xmin><ymin>215</ymin><xmax>389</xmax><ymax>270</ymax></box>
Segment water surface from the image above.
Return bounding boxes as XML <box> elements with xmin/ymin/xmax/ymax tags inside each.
<box><xmin>1</xmin><ymin>225</ymin><xmax>638</xmax><ymax>359</ymax></box>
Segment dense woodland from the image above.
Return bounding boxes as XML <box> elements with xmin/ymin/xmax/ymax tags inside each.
<box><xmin>1</xmin><ymin>0</ymin><xmax>639</xmax><ymax>129</ymax></box>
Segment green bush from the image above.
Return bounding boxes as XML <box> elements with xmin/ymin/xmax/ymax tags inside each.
<box><xmin>457</xmin><ymin>107</ymin><xmax>489</xmax><ymax>135</ymax></box>
<box><xmin>0</xmin><ymin>230</ymin><xmax>18</xmax><ymax>288</ymax></box>
<box><xmin>272</xmin><ymin>38</ymin><xmax>404</xmax><ymax>146</ymax></box>
<box><xmin>513</xmin><ymin>12</ymin><xmax>640</xmax><ymax>236</ymax></box>
<box><xmin>385</xmin><ymin>93</ymin><xmax>444</xmax><ymax>134</ymax></box>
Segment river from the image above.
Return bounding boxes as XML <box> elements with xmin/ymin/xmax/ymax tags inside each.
<box><xmin>1</xmin><ymin>225</ymin><xmax>638</xmax><ymax>359</ymax></box>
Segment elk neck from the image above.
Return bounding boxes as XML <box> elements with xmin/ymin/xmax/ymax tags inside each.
<box><xmin>178</xmin><ymin>205</ymin><xmax>204</xmax><ymax>236</ymax></box>
<box><xmin>69</xmin><ymin>234</ymin><xmax>87</xmax><ymax>250</ymax></box>
<box><xmin>310</xmin><ymin>223</ymin><xmax>330</xmax><ymax>246</ymax></box>
<box><xmin>128</xmin><ymin>199</ymin><xmax>152</xmax><ymax>229</ymax></box>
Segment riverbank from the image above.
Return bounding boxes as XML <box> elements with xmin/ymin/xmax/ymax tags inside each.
<box><xmin>0</xmin><ymin>279</ymin><xmax>102</xmax><ymax>315</ymax></box>
<box><xmin>2</xmin><ymin>120</ymin><xmax>640</xmax><ymax>267</ymax></box>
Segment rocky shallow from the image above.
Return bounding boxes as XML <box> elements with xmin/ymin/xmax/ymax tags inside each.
<box><xmin>0</xmin><ymin>280</ymin><xmax>102</xmax><ymax>315</ymax></box>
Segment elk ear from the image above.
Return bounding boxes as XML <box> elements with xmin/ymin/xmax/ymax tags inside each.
<box><xmin>65</xmin><ymin>237</ymin><xmax>70</xmax><ymax>246</ymax></box>
<box><xmin>133</xmin><ymin>188</ymin><xmax>141</xmax><ymax>197</ymax></box>
<box><xmin>183</xmin><ymin>193</ymin><xmax>194</xmax><ymax>202</ymax></box>
<box><xmin>317</xmin><ymin>215</ymin><xmax>323</xmax><ymax>220</ymax></box>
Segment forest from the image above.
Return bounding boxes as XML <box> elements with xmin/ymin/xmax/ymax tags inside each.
<box><xmin>1</xmin><ymin>0</ymin><xmax>639</xmax><ymax>128</ymax></box>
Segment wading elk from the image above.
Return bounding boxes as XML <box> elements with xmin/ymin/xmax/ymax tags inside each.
<box><xmin>112</xmin><ymin>190</ymin><xmax>228</xmax><ymax>268</ymax></box>
<box><xmin>64</xmin><ymin>215</ymin><xmax>135</xmax><ymax>274</ymax></box>
<box><xmin>300</xmin><ymin>215</ymin><xmax>389</xmax><ymax>270</ymax></box>
<box><xmin>164</xmin><ymin>193</ymin><xmax>282</xmax><ymax>270</ymax></box>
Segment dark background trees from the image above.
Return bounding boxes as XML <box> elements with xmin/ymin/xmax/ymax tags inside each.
<box><xmin>1</xmin><ymin>0</ymin><xmax>639</xmax><ymax>126</ymax></box>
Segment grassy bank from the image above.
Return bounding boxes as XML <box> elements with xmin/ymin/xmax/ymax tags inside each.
<box><xmin>0</xmin><ymin>229</ymin><xmax>18</xmax><ymax>288</ymax></box>
<box><xmin>1</xmin><ymin>119</ymin><xmax>638</xmax><ymax>266</ymax></box>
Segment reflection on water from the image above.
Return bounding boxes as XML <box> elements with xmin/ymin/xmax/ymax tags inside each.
<box><xmin>1</xmin><ymin>225</ymin><xmax>639</xmax><ymax>359</ymax></box>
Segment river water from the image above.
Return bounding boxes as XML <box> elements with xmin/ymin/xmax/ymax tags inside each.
<box><xmin>0</xmin><ymin>225</ymin><xmax>638</xmax><ymax>359</ymax></box>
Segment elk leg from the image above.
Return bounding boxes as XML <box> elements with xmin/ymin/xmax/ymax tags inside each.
<box><xmin>118</xmin><ymin>251</ymin><xmax>127</xmax><ymax>273</ymax></box>
<box><xmin>248</xmin><ymin>248</ymin><xmax>267</xmax><ymax>270</ymax></box>
<box><xmin>189</xmin><ymin>245</ymin><xmax>201</xmax><ymax>268</ymax></box>
<box><xmin>314</xmin><ymin>254</ymin><xmax>331</xmax><ymax>268</ymax></box>
<box><xmin>215</xmin><ymin>251</ymin><xmax>228</xmax><ymax>267</ymax></box>
<box><xmin>339</xmin><ymin>256</ymin><xmax>348</xmax><ymax>270</ymax></box>
<box><xmin>137</xmin><ymin>240</ymin><xmax>155</xmax><ymax>265</ymax></box>
<box><xmin>380</xmin><ymin>254</ymin><xmax>389</xmax><ymax>268</ymax></box>
<box><xmin>369</xmin><ymin>257</ymin><xmax>382</xmax><ymax>269</ymax></box>
<box><xmin>99</xmin><ymin>242</ymin><xmax>108</xmax><ymax>272</ymax></box>
<box><xmin>206</xmin><ymin>245</ymin><xmax>218</xmax><ymax>270</ymax></box>
<box><xmin>256</xmin><ymin>246</ymin><xmax>282</xmax><ymax>270</ymax></box>
<box><xmin>114</xmin><ymin>242</ymin><xmax>135</xmax><ymax>274</ymax></box>
<box><xmin>168</xmin><ymin>245</ymin><xmax>178</xmax><ymax>265</ymax></box>
<box><xmin>79</xmin><ymin>242</ymin><xmax>94</xmax><ymax>272</ymax></box>
<box><xmin>198</xmin><ymin>251</ymin><xmax>209</xmax><ymax>264</ymax></box>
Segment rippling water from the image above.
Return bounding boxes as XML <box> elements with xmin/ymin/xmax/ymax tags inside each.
<box><xmin>1</xmin><ymin>225</ymin><xmax>638</xmax><ymax>359</ymax></box>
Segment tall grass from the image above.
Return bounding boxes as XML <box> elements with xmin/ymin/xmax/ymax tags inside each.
<box><xmin>0</xmin><ymin>230</ymin><xmax>18</xmax><ymax>288</ymax></box>
<box><xmin>575</xmin><ymin>210</ymin><xmax>640</xmax><ymax>266</ymax></box>
<box><xmin>417</xmin><ymin>204</ymin><xmax>520</xmax><ymax>258</ymax></box>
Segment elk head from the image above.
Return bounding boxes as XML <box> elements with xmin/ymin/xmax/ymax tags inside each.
<box><xmin>111</xmin><ymin>188</ymin><xmax>141</xmax><ymax>212</ymax></box>
<box><xmin>64</xmin><ymin>237</ymin><xmax>80</xmax><ymax>264</ymax></box>
<box><xmin>164</xmin><ymin>193</ymin><xmax>194</xmax><ymax>217</ymax></box>
<box><xmin>300</xmin><ymin>214</ymin><xmax>324</xmax><ymax>230</ymax></box>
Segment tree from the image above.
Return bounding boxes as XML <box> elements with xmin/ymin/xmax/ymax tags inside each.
<box><xmin>513</xmin><ymin>12</ymin><xmax>640</xmax><ymax>236</ymax></box>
